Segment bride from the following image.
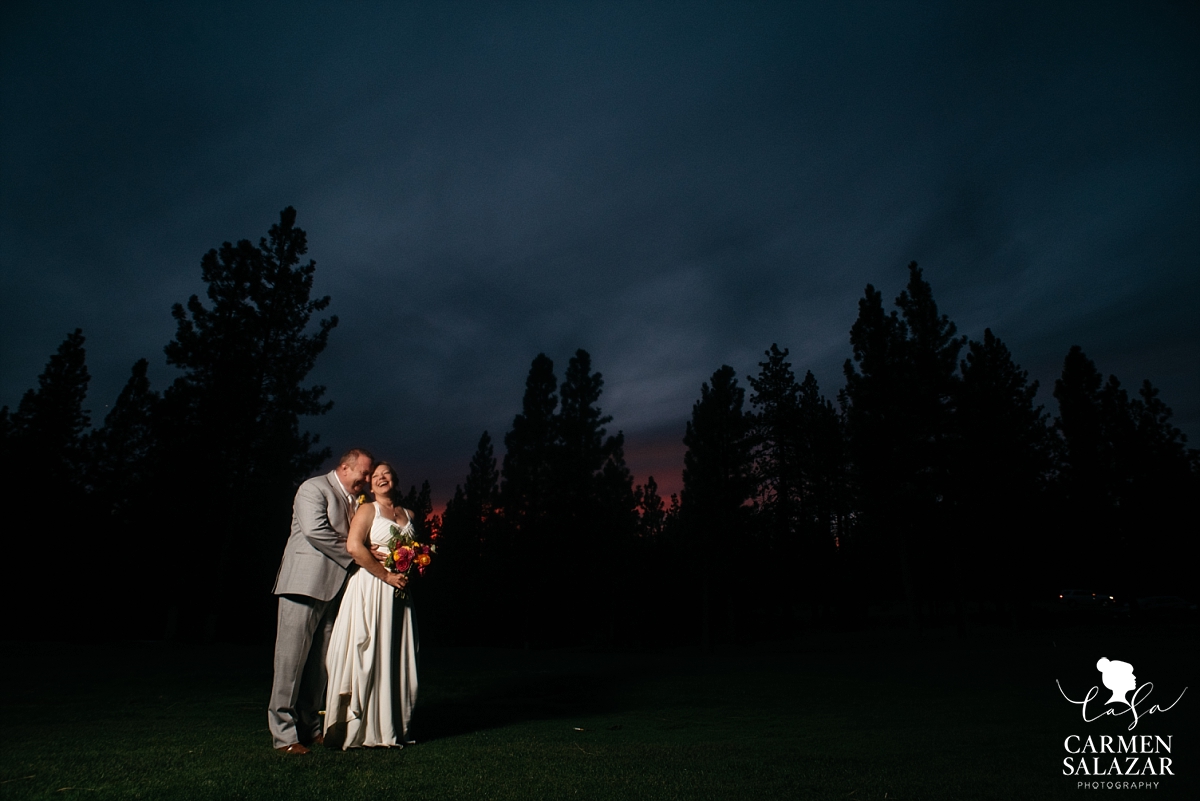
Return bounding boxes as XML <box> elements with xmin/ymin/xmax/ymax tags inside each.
<box><xmin>324</xmin><ymin>461</ymin><xmax>419</xmax><ymax>748</ymax></box>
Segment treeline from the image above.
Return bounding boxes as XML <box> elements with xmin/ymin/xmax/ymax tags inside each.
<box><xmin>0</xmin><ymin>208</ymin><xmax>342</xmax><ymax>642</ymax></box>
<box><xmin>428</xmin><ymin>263</ymin><xmax>1197</xmax><ymax>647</ymax></box>
<box><xmin>2</xmin><ymin>209</ymin><xmax>1194</xmax><ymax>646</ymax></box>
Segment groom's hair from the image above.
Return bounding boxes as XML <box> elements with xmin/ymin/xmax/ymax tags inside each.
<box><xmin>339</xmin><ymin>447</ymin><xmax>374</xmax><ymax>466</ymax></box>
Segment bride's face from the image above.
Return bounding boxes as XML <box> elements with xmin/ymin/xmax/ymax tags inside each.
<box><xmin>372</xmin><ymin>466</ymin><xmax>396</xmax><ymax>495</ymax></box>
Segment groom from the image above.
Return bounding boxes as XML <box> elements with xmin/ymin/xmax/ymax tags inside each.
<box><xmin>268</xmin><ymin>447</ymin><xmax>374</xmax><ymax>754</ymax></box>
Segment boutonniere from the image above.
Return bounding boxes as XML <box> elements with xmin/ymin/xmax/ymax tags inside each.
<box><xmin>356</xmin><ymin>494</ymin><xmax>367</xmax><ymax>505</ymax></box>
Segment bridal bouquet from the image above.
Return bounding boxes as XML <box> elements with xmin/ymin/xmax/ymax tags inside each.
<box><xmin>383</xmin><ymin>522</ymin><xmax>436</xmax><ymax>599</ymax></box>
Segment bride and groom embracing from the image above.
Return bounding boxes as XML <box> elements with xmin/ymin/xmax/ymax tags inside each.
<box><xmin>267</xmin><ymin>448</ymin><xmax>419</xmax><ymax>754</ymax></box>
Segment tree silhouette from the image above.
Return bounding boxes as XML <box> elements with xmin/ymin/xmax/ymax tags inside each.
<box><xmin>501</xmin><ymin>354</ymin><xmax>559</xmax><ymax>536</ymax></box>
<box><xmin>749</xmin><ymin>344</ymin><xmax>803</xmax><ymax>554</ymax></box>
<box><xmin>556</xmin><ymin>350</ymin><xmax>612</xmax><ymax>509</ymax></box>
<box><xmin>90</xmin><ymin>358</ymin><xmax>161</xmax><ymax>520</ymax></box>
<box><xmin>5</xmin><ymin>329</ymin><xmax>91</xmax><ymax>481</ymax></box>
<box><xmin>552</xmin><ymin>349</ymin><xmax>634</xmax><ymax>642</ymax></box>
<box><xmin>163</xmin><ymin>206</ymin><xmax>335</xmax><ymax>486</ymax></box>
<box><xmin>1053</xmin><ymin>346</ymin><xmax>1196</xmax><ymax>594</ymax></box>
<box><xmin>82</xmin><ymin>358</ymin><xmax>168</xmax><ymax>637</ymax></box>
<box><xmin>634</xmin><ymin>475</ymin><xmax>667</xmax><ymax>540</ymax></box>
<box><xmin>954</xmin><ymin>329</ymin><xmax>1051</xmax><ymax>611</ymax></box>
<box><xmin>1052</xmin><ymin>346</ymin><xmax>1115</xmax><ymax>584</ymax></box>
<box><xmin>435</xmin><ymin>432</ymin><xmax>500</xmax><ymax>644</ymax></box>
<box><xmin>682</xmin><ymin>365</ymin><xmax>756</xmax><ymax>649</ymax></box>
<box><xmin>160</xmin><ymin>207</ymin><xmax>337</xmax><ymax>640</ymax></box>
<box><xmin>402</xmin><ymin>479</ymin><xmax>435</xmax><ymax>531</ymax></box>
<box><xmin>794</xmin><ymin>369</ymin><xmax>848</xmax><ymax>618</ymax></box>
<box><xmin>0</xmin><ymin>330</ymin><xmax>91</xmax><ymax>638</ymax></box>
<box><xmin>500</xmin><ymin>354</ymin><xmax>559</xmax><ymax>646</ymax></box>
<box><xmin>842</xmin><ymin>263</ymin><xmax>963</xmax><ymax>626</ymax></box>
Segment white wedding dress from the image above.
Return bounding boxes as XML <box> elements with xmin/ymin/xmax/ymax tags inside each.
<box><xmin>324</xmin><ymin>503</ymin><xmax>418</xmax><ymax>748</ymax></box>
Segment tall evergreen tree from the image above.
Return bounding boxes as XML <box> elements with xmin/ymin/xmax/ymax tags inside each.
<box><xmin>84</xmin><ymin>358</ymin><xmax>169</xmax><ymax>638</ymax></box>
<box><xmin>841</xmin><ymin>281</ymin><xmax>910</xmax><ymax>612</ymax></box>
<box><xmin>163</xmin><ymin>206</ymin><xmax>336</xmax><ymax>489</ymax></box>
<box><xmin>1053</xmin><ymin>347</ymin><xmax>1196</xmax><ymax>594</ymax></box>
<box><xmin>794</xmin><ymin>369</ymin><xmax>848</xmax><ymax>617</ymax></box>
<box><xmin>401</xmin><ymin>479</ymin><xmax>435</xmax><ymax>532</ymax></box>
<box><xmin>842</xmin><ymin>263</ymin><xmax>963</xmax><ymax>625</ymax></box>
<box><xmin>500</xmin><ymin>354</ymin><xmax>559</xmax><ymax>645</ymax></box>
<box><xmin>681</xmin><ymin>365</ymin><xmax>756</xmax><ymax>649</ymax></box>
<box><xmin>501</xmin><ymin>354</ymin><xmax>559</xmax><ymax>533</ymax></box>
<box><xmin>634</xmin><ymin>476</ymin><xmax>667</xmax><ymax>540</ymax></box>
<box><xmin>556</xmin><ymin>349</ymin><xmax>612</xmax><ymax>510</ymax></box>
<box><xmin>748</xmin><ymin>344</ymin><xmax>803</xmax><ymax>549</ymax></box>
<box><xmin>463</xmin><ymin>431</ymin><xmax>500</xmax><ymax>524</ymax></box>
<box><xmin>6</xmin><ymin>329</ymin><xmax>92</xmax><ymax>480</ymax></box>
<box><xmin>954</xmin><ymin>329</ymin><xmax>1051</xmax><ymax>605</ymax></box>
<box><xmin>437</xmin><ymin>431</ymin><xmax>502</xmax><ymax>644</ymax></box>
<box><xmin>160</xmin><ymin>207</ymin><xmax>337</xmax><ymax>639</ymax></box>
<box><xmin>553</xmin><ymin>349</ymin><xmax>634</xmax><ymax>642</ymax></box>
<box><xmin>1051</xmin><ymin>346</ymin><xmax>1114</xmax><ymax>583</ymax></box>
<box><xmin>0</xmin><ymin>330</ymin><xmax>92</xmax><ymax>638</ymax></box>
<box><xmin>90</xmin><ymin>358</ymin><xmax>162</xmax><ymax>521</ymax></box>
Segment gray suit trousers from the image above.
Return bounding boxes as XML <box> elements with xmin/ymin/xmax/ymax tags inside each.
<box><xmin>268</xmin><ymin>593</ymin><xmax>342</xmax><ymax>748</ymax></box>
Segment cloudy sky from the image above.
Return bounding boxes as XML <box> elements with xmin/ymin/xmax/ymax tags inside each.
<box><xmin>2</xmin><ymin>1</ymin><xmax>1197</xmax><ymax>506</ymax></box>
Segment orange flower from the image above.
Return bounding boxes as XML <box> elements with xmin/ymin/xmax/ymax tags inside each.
<box><xmin>417</xmin><ymin>553</ymin><xmax>431</xmax><ymax>567</ymax></box>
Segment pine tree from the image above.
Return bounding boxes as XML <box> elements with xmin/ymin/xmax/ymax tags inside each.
<box><xmin>553</xmin><ymin>349</ymin><xmax>634</xmax><ymax>642</ymax></box>
<box><xmin>501</xmin><ymin>354</ymin><xmax>559</xmax><ymax>533</ymax></box>
<box><xmin>794</xmin><ymin>369</ymin><xmax>847</xmax><ymax>615</ymax></box>
<box><xmin>464</xmin><ymin>431</ymin><xmax>500</xmax><ymax>523</ymax></box>
<box><xmin>1051</xmin><ymin>346</ymin><xmax>1113</xmax><ymax>581</ymax></box>
<box><xmin>634</xmin><ymin>475</ymin><xmax>667</xmax><ymax>539</ymax></box>
<box><xmin>402</xmin><ymin>479</ymin><xmax>435</xmax><ymax>532</ymax></box>
<box><xmin>500</xmin><ymin>354</ymin><xmax>559</xmax><ymax>645</ymax></box>
<box><xmin>556</xmin><ymin>350</ymin><xmax>612</xmax><ymax>510</ymax></box>
<box><xmin>160</xmin><ymin>207</ymin><xmax>338</xmax><ymax>639</ymax></box>
<box><xmin>0</xmin><ymin>330</ymin><xmax>92</xmax><ymax>638</ymax></box>
<box><xmin>748</xmin><ymin>344</ymin><xmax>802</xmax><ymax>550</ymax></box>
<box><xmin>90</xmin><ymin>358</ymin><xmax>162</xmax><ymax>521</ymax></box>
<box><xmin>1053</xmin><ymin>347</ymin><xmax>1196</xmax><ymax>594</ymax></box>
<box><xmin>7</xmin><ymin>329</ymin><xmax>92</xmax><ymax>481</ymax></box>
<box><xmin>681</xmin><ymin>365</ymin><xmax>756</xmax><ymax>649</ymax></box>
<box><xmin>163</xmin><ymin>206</ymin><xmax>336</xmax><ymax>491</ymax></box>
<box><xmin>841</xmin><ymin>263</ymin><xmax>963</xmax><ymax>625</ymax></box>
<box><xmin>955</xmin><ymin>329</ymin><xmax>1051</xmax><ymax>601</ymax></box>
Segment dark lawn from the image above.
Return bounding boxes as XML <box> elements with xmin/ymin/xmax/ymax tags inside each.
<box><xmin>1</xmin><ymin>623</ymin><xmax>1196</xmax><ymax>800</ymax></box>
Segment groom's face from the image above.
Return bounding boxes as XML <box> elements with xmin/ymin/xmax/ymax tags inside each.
<box><xmin>340</xmin><ymin>455</ymin><xmax>373</xmax><ymax>494</ymax></box>
<box><xmin>351</xmin><ymin>456</ymin><xmax>373</xmax><ymax>493</ymax></box>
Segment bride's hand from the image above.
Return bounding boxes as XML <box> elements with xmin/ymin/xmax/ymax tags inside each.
<box><xmin>385</xmin><ymin>571</ymin><xmax>408</xmax><ymax>590</ymax></box>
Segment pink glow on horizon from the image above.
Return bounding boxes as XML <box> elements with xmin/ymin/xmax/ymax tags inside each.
<box><xmin>422</xmin><ymin>431</ymin><xmax>685</xmax><ymax>519</ymax></box>
<box><xmin>622</xmin><ymin>433</ymin><xmax>686</xmax><ymax>500</ymax></box>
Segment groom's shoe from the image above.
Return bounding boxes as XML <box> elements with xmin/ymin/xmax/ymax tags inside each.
<box><xmin>276</xmin><ymin>743</ymin><xmax>311</xmax><ymax>755</ymax></box>
<box><xmin>311</xmin><ymin>732</ymin><xmax>325</xmax><ymax>746</ymax></box>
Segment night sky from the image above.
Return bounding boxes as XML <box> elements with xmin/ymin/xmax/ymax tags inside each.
<box><xmin>3</xmin><ymin>2</ymin><xmax>1197</xmax><ymax>508</ymax></box>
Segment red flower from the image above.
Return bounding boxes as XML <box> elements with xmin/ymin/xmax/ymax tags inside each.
<box><xmin>393</xmin><ymin>546</ymin><xmax>414</xmax><ymax>573</ymax></box>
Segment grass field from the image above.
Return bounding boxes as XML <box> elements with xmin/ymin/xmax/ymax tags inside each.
<box><xmin>2</xmin><ymin>623</ymin><xmax>1196</xmax><ymax>800</ymax></box>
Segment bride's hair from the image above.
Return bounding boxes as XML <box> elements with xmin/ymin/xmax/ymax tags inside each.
<box><xmin>372</xmin><ymin>460</ymin><xmax>403</xmax><ymax>505</ymax></box>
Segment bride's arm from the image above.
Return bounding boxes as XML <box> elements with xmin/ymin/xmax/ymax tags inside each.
<box><xmin>346</xmin><ymin>504</ymin><xmax>408</xmax><ymax>591</ymax></box>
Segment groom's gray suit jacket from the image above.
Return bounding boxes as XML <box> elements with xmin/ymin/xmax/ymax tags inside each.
<box><xmin>273</xmin><ymin>470</ymin><xmax>358</xmax><ymax>601</ymax></box>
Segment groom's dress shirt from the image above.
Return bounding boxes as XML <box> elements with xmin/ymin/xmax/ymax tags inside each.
<box><xmin>334</xmin><ymin>477</ymin><xmax>356</xmax><ymax>543</ymax></box>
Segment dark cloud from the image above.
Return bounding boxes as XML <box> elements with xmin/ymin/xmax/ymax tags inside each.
<box><xmin>3</xmin><ymin>1</ymin><xmax>1197</xmax><ymax>506</ymax></box>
